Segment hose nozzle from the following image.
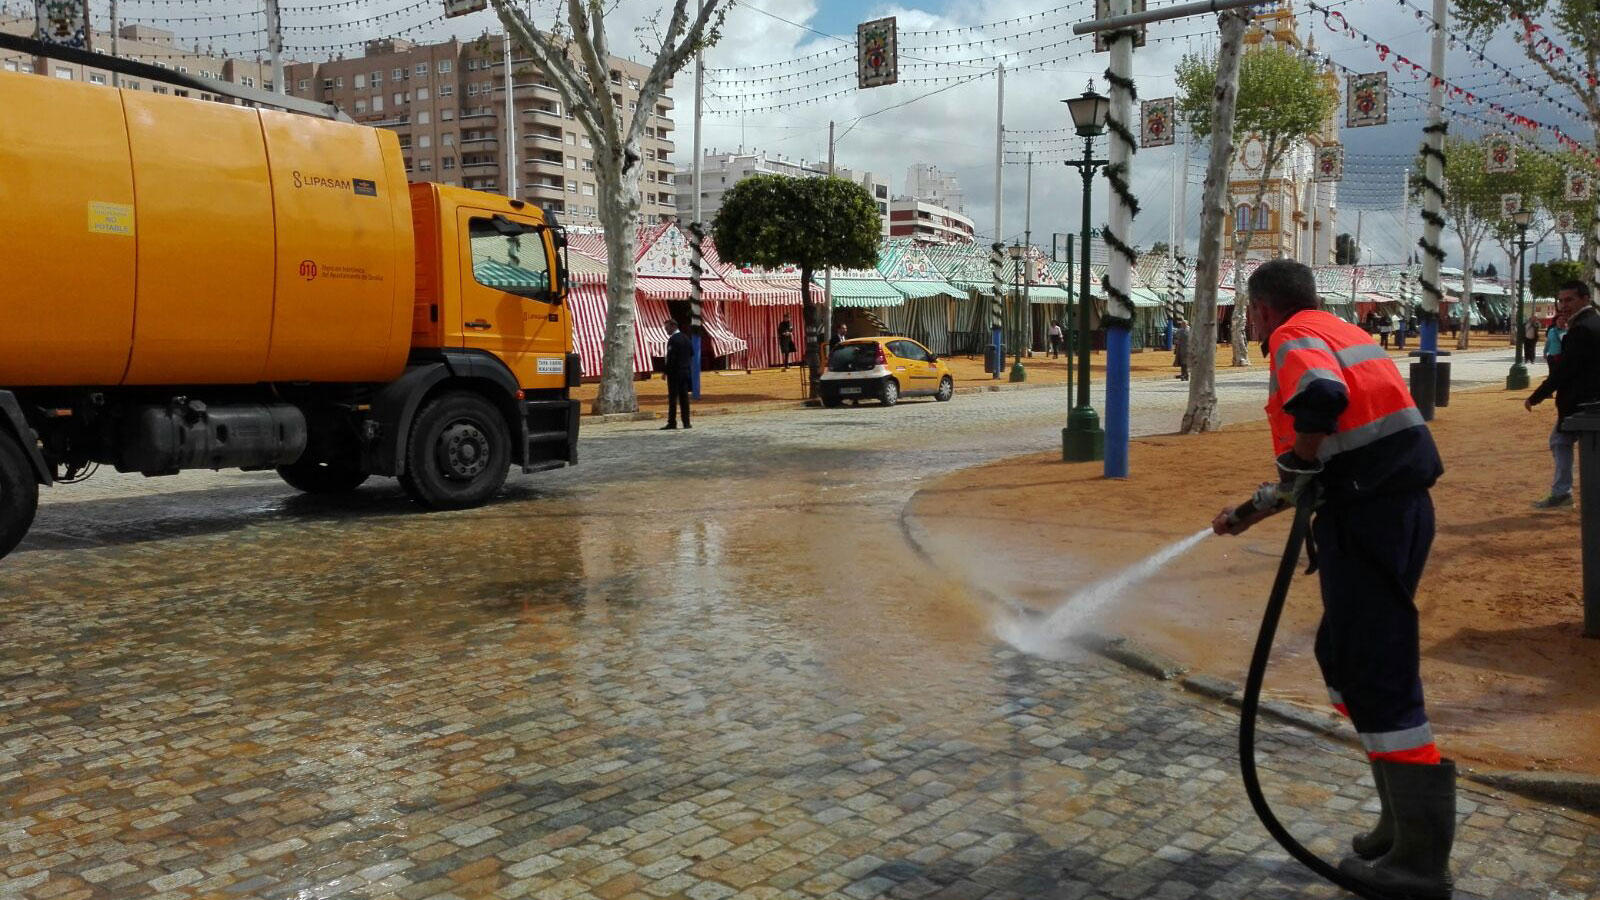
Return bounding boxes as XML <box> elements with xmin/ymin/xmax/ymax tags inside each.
<box><xmin>1228</xmin><ymin>482</ymin><xmax>1291</xmax><ymax>526</ymax></box>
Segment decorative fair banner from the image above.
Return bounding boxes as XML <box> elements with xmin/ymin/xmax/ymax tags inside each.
<box><xmin>1140</xmin><ymin>98</ymin><xmax>1174</xmax><ymax>148</ymax></box>
<box><xmin>1501</xmin><ymin>193</ymin><xmax>1523</xmax><ymax>219</ymax></box>
<box><xmin>1566</xmin><ymin>169</ymin><xmax>1593</xmax><ymax>203</ymax></box>
<box><xmin>1557</xmin><ymin>211</ymin><xmax>1577</xmax><ymax>233</ymax></box>
<box><xmin>1486</xmin><ymin>137</ymin><xmax>1518</xmax><ymax>174</ymax></box>
<box><xmin>34</xmin><ymin>0</ymin><xmax>91</xmax><ymax>50</ymax></box>
<box><xmin>1094</xmin><ymin>0</ymin><xmax>1146</xmax><ymax>52</ymax></box>
<box><xmin>442</xmin><ymin>0</ymin><xmax>487</xmax><ymax>18</ymax></box>
<box><xmin>1346</xmin><ymin>72</ymin><xmax>1387</xmax><ymax>127</ymax></box>
<box><xmin>1315</xmin><ymin>145</ymin><xmax>1344</xmax><ymax>182</ymax></box>
<box><xmin>857</xmin><ymin>17</ymin><xmax>898</xmax><ymax>89</ymax></box>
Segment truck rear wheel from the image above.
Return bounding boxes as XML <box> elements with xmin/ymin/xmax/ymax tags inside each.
<box><xmin>0</xmin><ymin>428</ymin><xmax>40</xmax><ymax>559</ymax></box>
<box><xmin>399</xmin><ymin>391</ymin><xmax>510</xmax><ymax>510</ymax></box>
<box><xmin>277</xmin><ymin>457</ymin><xmax>369</xmax><ymax>494</ymax></box>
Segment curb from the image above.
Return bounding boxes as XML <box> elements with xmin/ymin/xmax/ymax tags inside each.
<box><xmin>1468</xmin><ymin>771</ymin><xmax>1600</xmax><ymax>813</ymax></box>
<box><xmin>898</xmin><ymin>496</ymin><xmax>1600</xmax><ymax>816</ymax></box>
<box><xmin>585</xmin><ymin>411</ymin><xmax>658</xmax><ymax>424</ymax></box>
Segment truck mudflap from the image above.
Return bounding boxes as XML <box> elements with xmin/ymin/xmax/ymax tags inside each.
<box><xmin>0</xmin><ymin>391</ymin><xmax>52</xmax><ymax>485</ymax></box>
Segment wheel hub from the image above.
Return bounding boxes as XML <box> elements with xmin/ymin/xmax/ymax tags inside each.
<box><xmin>439</xmin><ymin>421</ymin><xmax>490</xmax><ymax>480</ymax></box>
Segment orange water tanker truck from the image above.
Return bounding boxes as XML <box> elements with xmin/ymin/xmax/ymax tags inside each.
<box><xmin>0</xmin><ymin>69</ymin><xmax>582</xmax><ymax>558</ymax></box>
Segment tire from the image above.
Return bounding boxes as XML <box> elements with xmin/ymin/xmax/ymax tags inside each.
<box><xmin>277</xmin><ymin>457</ymin><xmax>369</xmax><ymax>494</ymax></box>
<box><xmin>821</xmin><ymin>393</ymin><xmax>844</xmax><ymax>408</ymax></box>
<box><xmin>935</xmin><ymin>376</ymin><xmax>954</xmax><ymax>402</ymax></box>
<box><xmin>880</xmin><ymin>378</ymin><xmax>899</xmax><ymax>407</ymax></box>
<box><xmin>0</xmin><ymin>427</ymin><xmax>39</xmax><ymax>560</ymax></box>
<box><xmin>398</xmin><ymin>391</ymin><xmax>511</xmax><ymax>510</ymax></box>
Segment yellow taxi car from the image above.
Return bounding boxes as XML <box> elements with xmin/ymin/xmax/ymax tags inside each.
<box><xmin>819</xmin><ymin>336</ymin><xmax>954</xmax><ymax>407</ymax></box>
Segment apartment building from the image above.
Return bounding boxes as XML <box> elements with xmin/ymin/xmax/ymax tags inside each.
<box><xmin>285</xmin><ymin>35</ymin><xmax>677</xmax><ymax>226</ymax></box>
<box><xmin>887</xmin><ymin>198</ymin><xmax>974</xmax><ymax>245</ymax></box>
<box><xmin>1</xmin><ymin>16</ymin><xmax>277</xmax><ymax>101</ymax></box>
<box><xmin>675</xmin><ymin>150</ymin><xmax>891</xmax><ymax>231</ymax></box>
<box><xmin>904</xmin><ymin>163</ymin><xmax>966</xmax><ymax>215</ymax></box>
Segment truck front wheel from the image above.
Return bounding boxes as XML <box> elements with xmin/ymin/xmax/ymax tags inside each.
<box><xmin>0</xmin><ymin>428</ymin><xmax>40</xmax><ymax>559</ymax></box>
<box><xmin>277</xmin><ymin>457</ymin><xmax>369</xmax><ymax>495</ymax></box>
<box><xmin>399</xmin><ymin>391</ymin><xmax>510</xmax><ymax>510</ymax></box>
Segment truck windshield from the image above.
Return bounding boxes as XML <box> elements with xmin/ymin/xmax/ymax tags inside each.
<box><xmin>468</xmin><ymin>217</ymin><xmax>552</xmax><ymax>301</ymax></box>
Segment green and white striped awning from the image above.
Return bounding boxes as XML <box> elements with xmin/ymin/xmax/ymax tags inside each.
<box><xmin>891</xmin><ymin>280</ymin><xmax>965</xmax><ymax>300</ymax></box>
<box><xmin>1024</xmin><ymin>284</ymin><xmax>1073</xmax><ymax>303</ymax></box>
<box><xmin>831</xmin><ymin>277</ymin><xmax>905</xmax><ymax>308</ymax></box>
<box><xmin>474</xmin><ymin>260</ymin><xmax>550</xmax><ymax>292</ymax></box>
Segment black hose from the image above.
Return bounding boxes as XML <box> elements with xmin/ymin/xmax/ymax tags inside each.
<box><xmin>1237</xmin><ymin>490</ymin><xmax>1391</xmax><ymax>900</ymax></box>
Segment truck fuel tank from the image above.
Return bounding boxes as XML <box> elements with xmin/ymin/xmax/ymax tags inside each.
<box><xmin>117</xmin><ymin>400</ymin><xmax>307</xmax><ymax>476</ymax></box>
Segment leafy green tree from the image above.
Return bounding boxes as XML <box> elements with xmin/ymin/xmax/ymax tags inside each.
<box><xmin>714</xmin><ymin>175</ymin><xmax>881</xmax><ymax>391</ymax></box>
<box><xmin>1414</xmin><ymin>138</ymin><xmax>1566</xmax><ymax>347</ymax></box>
<box><xmin>1531</xmin><ymin>259</ymin><xmax>1586</xmax><ymax>298</ymax></box>
<box><xmin>1454</xmin><ymin>0</ymin><xmax>1600</xmax><ymax>293</ymax></box>
<box><xmin>1177</xmin><ymin>44</ymin><xmax>1338</xmax><ymax>366</ymax></box>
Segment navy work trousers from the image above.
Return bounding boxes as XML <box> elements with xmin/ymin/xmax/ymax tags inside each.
<box><xmin>1312</xmin><ymin>490</ymin><xmax>1436</xmax><ymax>758</ymax></box>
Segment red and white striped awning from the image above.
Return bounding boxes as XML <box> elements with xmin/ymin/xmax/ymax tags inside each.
<box><xmin>570</xmin><ymin>283</ymin><xmax>610</xmax><ymax>378</ymax></box>
<box><xmin>703</xmin><ymin>301</ymin><xmax>750</xmax><ymax>358</ymax></box>
<box><xmin>634</xmin><ymin>275</ymin><xmax>745</xmax><ymax>303</ymax></box>
<box><xmin>635</xmin><ymin>296</ymin><xmax>672</xmax><ymax>365</ymax></box>
<box><xmin>570</xmin><ymin>284</ymin><xmax>670</xmax><ymax>377</ymax></box>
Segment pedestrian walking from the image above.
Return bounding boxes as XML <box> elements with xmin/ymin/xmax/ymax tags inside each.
<box><xmin>1523</xmin><ymin>314</ymin><xmax>1541</xmax><ymax>363</ymax></box>
<box><xmin>777</xmin><ymin>314</ymin><xmax>796</xmax><ymax>370</ymax></box>
<box><xmin>661</xmin><ymin>319</ymin><xmax>693</xmax><ymax>430</ymax></box>
<box><xmin>1544</xmin><ymin>314</ymin><xmax>1566</xmax><ymax>372</ymax></box>
<box><xmin>828</xmin><ymin>322</ymin><xmax>848</xmax><ymax>359</ymax></box>
<box><xmin>1213</xmin><ymin>259</ymin><xmax>1452</xmax><ymax>900</ymax></box>
<box><xmin>1049</xmin><ymin>321</ymin><xmax>1064</xmax><ymax>359</ymax></box>
<box><xmin>1172</xmin><ymin>318</ymin><xmax>1190</xmax><ymax>381</ymax></box>
<box><xmin>1393</xmin><ymin>314</ymin><xmax>1407</xmax><ymax>350</ymax></box>
<box><xmin>1525</xmin><ymin>282</ymin><xmax>1599</xmax><ymax>508</ymax></box>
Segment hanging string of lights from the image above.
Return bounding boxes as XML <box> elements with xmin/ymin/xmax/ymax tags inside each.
<box><xmin>1307</xmin><ymin>2</ymin><xmax>1599</xmax><ymax>166</ymax></box>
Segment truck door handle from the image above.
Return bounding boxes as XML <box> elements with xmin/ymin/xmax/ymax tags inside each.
<box><xmin>465</xmin><ymin>319</ymin><xmax>492</xmax><ymax>330</ymax></box>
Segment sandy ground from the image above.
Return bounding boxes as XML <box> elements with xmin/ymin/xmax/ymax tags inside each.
<box><xmin>573</xmin><ymin>343</ymin><xmax>1441</xmax><ymax>416</ymax></box>
<box><xmin>909</xmin><ymin>383</ymin><xmax>1600</xmax><ymax>775</ymax></box>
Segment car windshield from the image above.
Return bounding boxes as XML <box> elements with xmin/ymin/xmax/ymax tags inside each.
<box><xmin>828</xmin><ymin>343</ymin><xmax>879</xmax><ymax>372</ymax></box>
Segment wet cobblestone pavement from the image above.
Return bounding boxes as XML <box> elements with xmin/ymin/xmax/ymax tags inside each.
<box><xmin>5</xmin><ymin>354</ymin><xmax>1597</xmax><ymax>900</ymax></box>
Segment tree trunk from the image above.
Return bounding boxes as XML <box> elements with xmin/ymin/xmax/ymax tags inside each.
<box><xmin>800</xmin><ymin>266</ymin><xmax>821</xmax><ymax>397</ymax></box>
<box><xmin>592</xmin><ymin>162</ymin><xmax>646</xmax><ymax>415</ymax></box>
<box><xmin>1181</xmin><ymin>10</ymin><xmax>1248</xmax><ymax>434</ymax></box>
<box><xmin>1457</xmin><ymin>252</ymin><xmax>1475</xmax><ymax>351</ymax></box>
<box><xmin>1228</xmin><ymin>174</ymin><xmax>1274</xmax><ymax>367</ymax></box>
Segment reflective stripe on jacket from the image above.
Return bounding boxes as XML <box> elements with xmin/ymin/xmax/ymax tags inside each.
<box><xmin>1267</xmin><ymin>309</ymin><xmax>1442</xmax><ymax>501</ymax></box>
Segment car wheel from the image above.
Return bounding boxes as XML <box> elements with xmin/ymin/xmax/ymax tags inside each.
<box><xmin>399</xmin><ymin>391</ymin><xmax>510</xmax><ymax>510</ymax></box>
<box><xmin>821</xmin><ymin>393</ymin><xmax>844</xmax><ymax>408</ymax></box>
<box><xmin>880</xmin><ymin>379</ymin><xmax>899</xmax><ymax>407</ymax></box>
<box><xmin>935</xmin><ymin>376</ymin><xmax>954</xmax><ymax>402</ymax></box>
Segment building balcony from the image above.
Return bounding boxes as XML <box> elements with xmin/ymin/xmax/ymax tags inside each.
<box><xmin>460</xmin><ymin>137</ymin><xmax>499</xmax><ymax>149</ymax></box>
<box><xmin>462</xmin><ymin>160</ymin><xmax>498</xmax><ymax>172</ymax></box>
<box><xmin>527</xmin><ymin>183</ymin><xmax>566</xmax><ymax>200</ymax></box>
<box><xmin>528</xmin><ymin>132</ymin><xmax>564</xmax><ymax>144</ymax></box>
<box><xmin>459</xmin><ymin>109</ymin><xmax>496</xmax><ymax>121</ymax></box>
<box><xmin>527</xmin><ymin>156</ymin><xmax>565</xmax><ymax>168</ymax></box>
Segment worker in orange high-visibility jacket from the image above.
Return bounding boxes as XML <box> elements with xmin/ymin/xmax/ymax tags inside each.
<box><xmin>1211</xmin><ymin>260</ymin><xmax>1454</xmax><ymax>900</ymax></box>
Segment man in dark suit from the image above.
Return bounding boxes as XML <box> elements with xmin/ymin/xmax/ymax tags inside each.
<box><xmin>663</xmin><ymin>319</ymin><xmax>694</xmax><ymax>430</ymax></box>
<box><xmin>1526</xmin><ymin>281</ymin><xmax>1599</xmax><ymax>507</ymax></box>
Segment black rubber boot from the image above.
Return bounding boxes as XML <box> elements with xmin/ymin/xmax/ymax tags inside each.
<box><xmin>1352</xmin><ymin>760</ymin><xmax>1395</xmax><ymax>860</ymax></box>
<box><xmin>1339</xmin><ymin>759</ymin><xmax>1456</xmax><ymax>900</ymax></box>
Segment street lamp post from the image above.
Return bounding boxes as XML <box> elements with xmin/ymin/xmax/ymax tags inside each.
<box><xmin>1061</xmin><ymin>83</ymin><xmax>1110</xmax><ymax>462</ymax></box>
<box><xmin>1008</xmin><ymin>243</ymin><xmax>1027</xmax><ymax>381</ymax></box>
<box><xmin>1507</xmin><ymin>209</ymin><xmax>1533</xmax><ymax>390</ymax></box>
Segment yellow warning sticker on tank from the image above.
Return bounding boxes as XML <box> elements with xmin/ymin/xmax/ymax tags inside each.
<box><xmin>88</xmin><ymin>202</ymin><xmax>134</xmax><ymax>236</ymax></box>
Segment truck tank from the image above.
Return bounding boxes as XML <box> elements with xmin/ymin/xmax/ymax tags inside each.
<box><xmin>0</xmin><ymin>70</ymin><xmax>415</xmax><ymax>388</ymax></box>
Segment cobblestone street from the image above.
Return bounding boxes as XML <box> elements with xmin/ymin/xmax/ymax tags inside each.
<box><xmin>4</xmin><ymin>352</ymin><xmax>1596</xmax><ymax>900</ymax></box>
